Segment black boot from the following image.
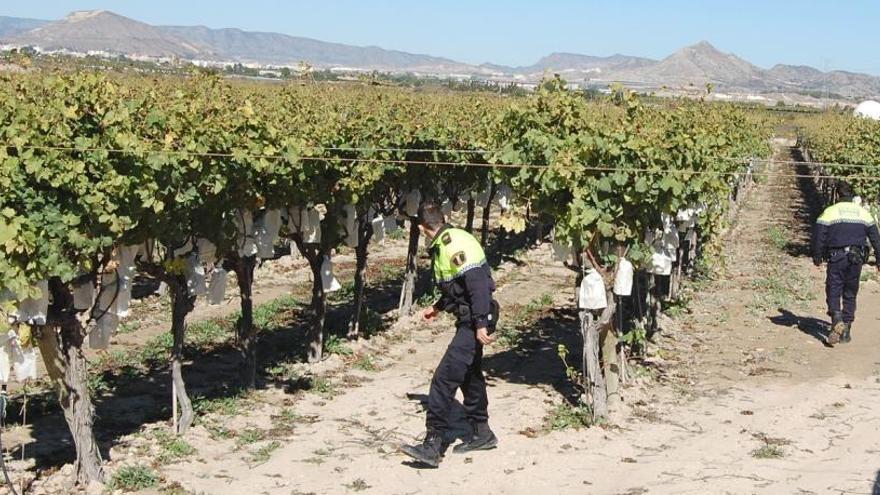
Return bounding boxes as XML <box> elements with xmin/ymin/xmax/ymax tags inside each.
<box><xmin>841</xmin><ymin>323</ymin><xmax>852</xmax><ymax>343</ymax></box>
<box><xmin>828</xmin><ymin>311</ymin><xmax>845</xmax><ymax>346</ymax></box>
<box><xmin>400</xmin><ymin>430</ymin><xmax>444</xmax><ymax>467</ymax></box>
<box><xmin>452</xmin><ymin>422</ymin><xmax>498</xmax><ymax>454</ymax></box>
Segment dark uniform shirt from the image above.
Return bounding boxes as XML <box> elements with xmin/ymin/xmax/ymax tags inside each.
<box><xmin>429</xmin><ymin>225</ymin><xmax>495</xmax><ymax>329</ymax></box>
<box><xmin>812</xmin><ymin>200</ymin><xmax>880</xmax><ymax>265</ymax></box>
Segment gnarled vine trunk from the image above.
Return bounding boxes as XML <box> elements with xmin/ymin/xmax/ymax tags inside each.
<box><xmin>169</xmin><ymin>277</ymin><xmax>195</xmax><ymax>434</ymax></box>
<box><xmin>398</xmin><ymin>219</ymin><xmax>420</xmax><ymax>316</ymax></box>
<box><xmin>579</xmin><ymin>309</ymin><xmax>606</xmax><ymax>421</ymax></box>
<box><xmin>465</xmin><ymin>198</ymin><xmax>476</xmax><ymax>233</ymax></box>
<box><xmin>41</xmin><ymin>281</ymin><xmax>104</xmax><ymax>485</ymax></box>
<box><xmin>307</xmin><ymin>254</ymin><xmax>327</xmax><ymax>362</ymax></box>
<box><xmin>349</xmin><ymin>216</ymin><xmax>374</xmax><ymax>339</ymax></box>
<box><xmin>480</xmin><ymin>181</ymin><xmax>498</xmax><ymax>246</ymax></box>
<box><xmin>233</xmin><ymin>255</ymin><xmax>258</xmax><ymax>388</ymax></box>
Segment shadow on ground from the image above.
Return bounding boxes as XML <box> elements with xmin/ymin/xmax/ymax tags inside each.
<box><xmin>768</xmin><ymin>308</ymin><xmax>829</xmax><ymax>345</ymax></box>
<box><xmin>6</xmin><ymin>264</ymin><xmax>426</xmax><ymax>473</ymax></box>
<box><xmin>784</xmin><ymin>147</ymin><xmax>827</xmax><ymax>258</ymax></box>
<box><xmin>483</xmin><ymin>308</ymin><xmax>581</xmax><ymax>405</ymax></box>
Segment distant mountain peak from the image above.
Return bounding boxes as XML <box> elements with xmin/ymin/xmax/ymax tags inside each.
<box><xmin>1</xmin><ymin>10</ymin><xmax>879</xmax><ymax>98</ymax></box>
<box><xmin>66</xmin><ymin>10</ymin><xmax>111</xmax><ymax>21</ymax></box>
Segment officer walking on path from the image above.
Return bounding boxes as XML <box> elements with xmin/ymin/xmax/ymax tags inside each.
<box><xmin>812</xmin><ymin>181</ymin><xmax>880</xmax><ymax>346</ymax></box>
<box><xmin>400</xmin><ymin>202</ymin><xmax>499</xmax><ymax>467</ymax></box>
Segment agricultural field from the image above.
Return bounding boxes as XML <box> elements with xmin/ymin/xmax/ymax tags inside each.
<box><xmin>1</xmin><ymin>68</ymin><xmax>880</xmax><ymax>494</ymax></box>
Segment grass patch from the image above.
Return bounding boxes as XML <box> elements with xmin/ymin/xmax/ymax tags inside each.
<box><xmin>109</xmin><ymin>465</ymin><xmax>160</xmax><ymax>491</ymax></box>
<box><xmin>249</xmin><ymin>440</ymin><xmax>282</xmax><ymax>465</ymax></box>
<box><xmin>750</xmin><ymin>433</ymin><xmax>790</xmax><ymax>459</ymax></box>
<box><xmin>192</xmin><ymin>390</ymin><xmax>249</xmax><ymax>416</ymax></box>
<box><xmin>310</xmin><ymin>376</ymin><xmax>336</xmax><ymax>397</ymax></box>
<box><xmin>766</xmin><ymin>225</ymin><xmax>790</xmax><ymax>251</ymax></box>
<box><xmin>751</xmin><ymin>444</ymin><xmax>785</xmax><ymax>459</ymax></box>
<box><xmin>328</xmin><ymin>280</ymin><xmax>356</xmax><ymax>303</ymax></box>
<box><xmin>352</xmin><ymin>354</ymin><xmax>377</xmax><ymax>372</ymax></box>
<box><xmin>188</xmin><ymin>319</ymin><xmax>229</xmax><ymax>346</ymax></box>
<box><xmin>387</xmin><ymin>226</ymin><xmax>407</xmax><ymax>240</ymax></box>
<box><xmin>325</xmin><ymin>335</ymin><xmax>354</xmax><ymax>356</ymax></box>
<box><xmin>235</xmin><ymin>427</ymin><xmax>266</xmax><ymax>448</ymax></box>
<box><xmin>748</xmin><ymin>269</ymin><xmax>814</xmax><ymax>313</ymax></box>
<box><xmin>204</xmin><ymin>422</ymin><xmax>234</xmax><ymax>440</ymax></box>
<box><xmin>153</xmin><ymin>430</ymin><xmax>196</xmax><ymax>463</ymax></box>
<box><xmin>118</xmin><ymin>321</ymin><xmax>142</xmax><ymax>334</ymax></box>
<box><xmin>344</xmin><ymin>479</ymin><xmax>371</xmax><ymax>492</ymax></box>
<box><xmin>547</xmin><ymin>402</ymin><xmax>593</xmax><ymax>431</ymax></box>
<box><xmin>415</xmin><ymin>287</ymin><xmax>440</xmax><ymax>307</ymax></box>
<box><xmin>495</xmin><ymin>292</ymin><xmax>553</xmax><ymax>348</ymax></box>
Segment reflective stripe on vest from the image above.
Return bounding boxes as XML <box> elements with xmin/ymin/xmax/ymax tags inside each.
<box><xmin>816</xmin><ymin>202</ymin><xmax>876</xmax><ymax>226</ymax></box>
<box><xmin>431</xmin><ymin>227</ymin><xmax>487</xmax><ymax>283</ymax></box>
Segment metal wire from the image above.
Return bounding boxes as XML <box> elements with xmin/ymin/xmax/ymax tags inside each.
<box><xmin>4</xmin><ymin>143</ymin><xmax>880</xmax><ymax>180</ymax></box>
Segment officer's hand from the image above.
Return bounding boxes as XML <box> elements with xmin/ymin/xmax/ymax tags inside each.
<box><xmin>423</xmin><ymin>307</ymin><xmax>440</xmax><ymax>321</ymax></box>
<box><xmin>476</xmin><ymin>327</ymin><xmax>495</xmax><ymax>346</ymax></box>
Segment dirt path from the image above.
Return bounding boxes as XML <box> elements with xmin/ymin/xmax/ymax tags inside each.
<box><xmin>12</xmin><ymin>142</ymin><xmax>880</xmax><ymax>494</ymax></box>
<box><xmin>138</xmin><ymin>144</ymin><xmax>880</xmax><ymax>494</ymax></box>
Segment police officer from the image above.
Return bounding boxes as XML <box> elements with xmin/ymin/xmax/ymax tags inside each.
<box><xmin>812</xmin><ymin>181</ymin><xmax>880</xmax><ymax>346</ymax></box>
<box><xmin>400</xmin><ymin>202</ymin><xmax>498</xmax><ymax>467</ymax></box>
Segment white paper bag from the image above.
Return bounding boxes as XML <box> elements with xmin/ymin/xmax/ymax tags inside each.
<box><xmin>235</xmin><ymin>210</ymin><xmax>259</xmax><ymax>257</ymax></box>
<box><xmin>579</xmin><ymin>270</ymin><xmax>607</xmax><ymax>310</ymax></box>
<box><xmin>255</xmin><ymin>209</ymin><xmax>282</xmax><ymax>259</ymax></box>
<box><xmin>614</xmin><ymin>258</ymin><xmax>634</xmax><ymax>296</ymax></box>
<box><xmin>371</xmin><ymin>214</ymin><xmax>386</xmax><ymax>242</ymax></box>
<box><xmin>207</xmin><ymin>267</ymin><xmax>228</xmax><ymax>306</ymax></box>
<box><xmin>320</xmin><ymin>256</ymin><xmax>342</xmax><ymax>293</ymax></box>
<box><xmin>300</xmin><ymin>208</ymin><xmax>322</xmax><ymax>244</ymax></box>
<box><xmin>384</xmin><ymin>215</ymin><xmax>399</xmax><ymax>235</ymax></box>
<box><xmin>404</xmin><ymin>189</ymin><xmax>422</xmax><ymax>217</ymax></box>
<box><xmin>73</xmin><ymin>281</ymin><xmax>96</xmax><ymax>310</ymax></box>
<box><xmin>185</xmin><ymin>255</ymin><xmax>208</xmax><ymax>297</ymax></box>
<box><xmin>343</xmin><ymin>204</ymin><xmax>359</xmax><ymax>248</ymax></box>
<box><xmin>495</xmin><ymin>184</ymin><xmax>513</xmax><ymax>210</ymax></box>
<box><xmin>14</xmin><ymin>280</ymin><xmax>49</xmax><ymax>325</ymax></box>
<box><xmin>116</xmin><ymin>244</ymin><xmax>140</xmax><ymax>317</ymax></box>
<box><xmin>89</xmin><ymin>316</ymin><xmax>116</xmax><ymax>350</ymax></box>
<box><xmin>197</xmin><ymin>238</ymin><xmax>218</xmax><ymax>266</ymax></box>
<box><xmin>649</xmin><ymin>251</ymin><xmax>673</xmax><ymax>276</ymax></box>
<box><xmin>0</xmin><ymin>331</ymin><xmax>14</xmax><ymax>383</ymax></box>
<box><xmin>13</xmin><ymin>345</ymin><xmax>37</xmax><ymax>381</ymax></box>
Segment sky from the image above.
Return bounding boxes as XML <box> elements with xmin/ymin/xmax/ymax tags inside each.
<box><xmin>4</xmin><ymin>1</ymin><xmax>880</xmax><ymax>75</ymax></box>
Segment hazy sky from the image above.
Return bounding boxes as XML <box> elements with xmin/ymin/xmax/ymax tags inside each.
<box><xmin>5</xmin><ymin>1</ymin><xmax>880</xmax><ymax>75</ymax></box>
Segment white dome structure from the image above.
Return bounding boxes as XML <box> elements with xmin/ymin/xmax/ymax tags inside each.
<box><xmin>854</xmin><ymin>100</ymin><xmax>880</xmax><ymax>120</ymax></box>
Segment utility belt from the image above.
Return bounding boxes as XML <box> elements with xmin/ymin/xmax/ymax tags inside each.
<box><xmin>828</xmin><ymin>245</ymin><xmax>868</xmax><ymax>265</ymax></box>
<box><xmin>449</xmin><ymin>299</ymin><xmax>501</xmax><ymax>335</ymax></box>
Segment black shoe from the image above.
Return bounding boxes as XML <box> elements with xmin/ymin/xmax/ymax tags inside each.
<box><xmin>452</xmin><ymin>422</ymin><xmax>498</xmax><ymax>454</ymax></box>
<box><xmin>841</xmin><ymin>323</ymin><xmax>852</xmax><ymax>344</ymax></box>
<box><xmin>400</xmin><ymin>431</ymin><xmax>444</xmax><ymax>467</ymax></box>
<box><xmin>828</xmin><ymin>312</ymin><xmax>845</xmax><ymax>346</ymax></box>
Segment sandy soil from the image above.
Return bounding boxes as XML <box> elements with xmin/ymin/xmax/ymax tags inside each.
<box><xmin>6</xmin><ymin>143</ymin><xmax>880</xmax><ymax>494</ymax></box>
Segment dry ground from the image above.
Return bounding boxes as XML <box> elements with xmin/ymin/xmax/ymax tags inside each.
<box><xmin>4</xmin><ymin>143</ymin><xmax>880</xmax><ymax>494</ymax></box>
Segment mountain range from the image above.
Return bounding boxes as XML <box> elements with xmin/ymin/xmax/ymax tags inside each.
<box><xmin>2</xmin><ymin>10</ymin><xmax>879</xmax><ymax>98</ymax></box>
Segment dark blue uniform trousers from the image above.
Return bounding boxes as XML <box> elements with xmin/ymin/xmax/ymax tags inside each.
<box><xmin>426</xmin><ymin>325</ymin><xmax>489</xmax><ymax>432</ymax></box>
<box><xmin>826</xmin><ymin>255</ymin><xmax>863</xmax><ymax>323</ymax></box>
